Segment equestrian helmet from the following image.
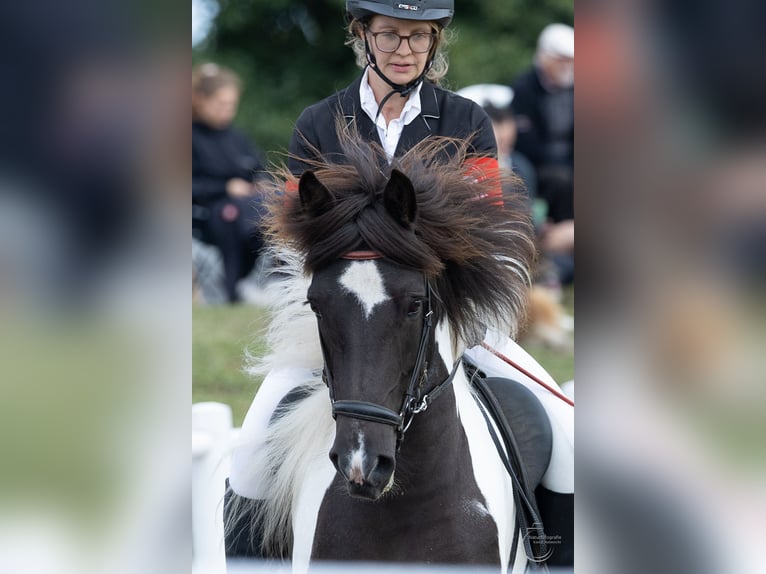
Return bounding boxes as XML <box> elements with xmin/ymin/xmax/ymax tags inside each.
<box><xmin>346</xmin><ymin>0</ymin><xmax>454</xmax><ymax>28</ymax></box>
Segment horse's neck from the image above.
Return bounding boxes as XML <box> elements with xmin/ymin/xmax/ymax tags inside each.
<box><xmin>397</xmin><ymin>386</ymin><xmax>465</xmax><ymax>476</ymax></box>
<box><xmin>395</xmin><ymin>321</ymin><xmax>470</xmax><ymax>481</ymax></box>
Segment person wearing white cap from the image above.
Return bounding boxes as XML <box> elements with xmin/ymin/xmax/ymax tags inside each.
<box><xmin>536</xmin><ymin>23</ymin><xmax>575</xmax><ymax>90</ymax></box>
<box><xmin>511</xmin><ymin>23</ymin><xmax>574</xmax><ymax>284</ymax></box>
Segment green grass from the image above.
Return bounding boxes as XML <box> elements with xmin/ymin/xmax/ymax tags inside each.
<box><xmin>522</xmin><ymin>343</ymin><xmax>574</xmax><ymax>386</ymax></box>
<box><xmin>193</xmin><ymin>286</ymin><xmax>573</xmax><ymax>426</ymax></box>
<box><xmin>192</xmin><ymin>305</ymin><xmax>270</xmax><ymax>426</ymax></box>
<box><xmin>522</xmin><ymin>286</ymin><xmax>574</xmax><ymax>385</ymax></box>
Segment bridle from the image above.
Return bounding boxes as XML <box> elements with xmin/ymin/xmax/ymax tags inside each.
<box><xmin>318</xmin><ymin>251</ymin><xmax>460</xmax><ymax>449</ymax></box>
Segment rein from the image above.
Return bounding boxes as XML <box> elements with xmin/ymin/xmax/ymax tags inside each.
<box><xmin>320</xmin><ymin>251</ymin><xmax>459</xmax><ymax>449</ymax></box>
<box><xmin>480</xmin><ymin>342</ymin><xmax>574</xmax><ymax>407</ymax></box>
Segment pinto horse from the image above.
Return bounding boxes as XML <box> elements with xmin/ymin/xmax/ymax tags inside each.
<box><xmin>226</xmin><ymin>127</ymin><xmax>570</xmax><ymax>572</ymax></box>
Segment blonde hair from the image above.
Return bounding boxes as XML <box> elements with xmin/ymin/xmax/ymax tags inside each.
<box><xmin>345</xmin><ymin>18</ymin><xmax>453</xmax><ymax>86</ymax></box>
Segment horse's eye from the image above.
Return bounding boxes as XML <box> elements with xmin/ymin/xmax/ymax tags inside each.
<box><xmin>407</xmin><ymin>299</ymin><xmax>423</xmax><ymax>317</ymax></box>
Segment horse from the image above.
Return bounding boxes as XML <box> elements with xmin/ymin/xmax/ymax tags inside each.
<box><xmin>226</xmin><ymin>125</ymin><xmax>568</xmax><ymax>572</ymax></box>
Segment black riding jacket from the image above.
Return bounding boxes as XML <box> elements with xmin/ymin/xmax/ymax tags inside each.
<box><xmin>288</xmin><ymin>74</ymin><xmax>497</xmax><ymax>175</ymax></box>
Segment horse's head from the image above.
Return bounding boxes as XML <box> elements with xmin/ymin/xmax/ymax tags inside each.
<box><xmin>308</xmin><ymin>255</ymin><xmax>434</xmax><ymax>500</ymax></box>
<box><xmin>301</xmin><ymin>169</ymin><xmax>437</xmax><ymax>500</ymax></box>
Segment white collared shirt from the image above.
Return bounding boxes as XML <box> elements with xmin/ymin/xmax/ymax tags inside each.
<box><xmin>359</xmin><ymin>68</ymin><xmax>423</xmax><ymax>160</ymax></box>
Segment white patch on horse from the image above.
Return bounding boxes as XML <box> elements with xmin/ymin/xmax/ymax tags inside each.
<box><xmin>339</xmin><ymin>261</ymin><xmax>389</xmax><ymax>319</ymax></box>
<box><xmin>347</xmin><ymin>430</ymin><xmax>366</xmax><ymax>483</ymax></box>
<box><xmin>434</xmin><ymin>322</ymin><xmax>516</xmax><ymax>572</ymax></box>
<box><xmin>292</xmin><ymin>450</ymin><xmax>336</xmax><ymax>574</ymax></box>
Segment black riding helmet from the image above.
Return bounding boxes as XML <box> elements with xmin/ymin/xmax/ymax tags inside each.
<box><xmin>346</xmin><ymin>0</ymin><xmax>454</xmax><ymax>118</ymax></box>
<box><xmin>346</xmin><ymin>0</ymin><xmax>453</xmax><ymax>28</ymax></box>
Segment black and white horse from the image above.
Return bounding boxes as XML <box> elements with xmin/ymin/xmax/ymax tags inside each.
<box><xmin>227</xmin><ymin>129</ymin><xmax>572</xmax><ymax>572</ymax></box>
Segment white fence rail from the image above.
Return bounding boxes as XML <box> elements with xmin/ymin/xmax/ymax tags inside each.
<box><xmin>226</xmin><ymin>561</ymin><xmax>574</xmax><ymax>573</ymax></box>
<box><xmin>193</xmin><ymin>402</ymin><xmax>236</xmax><ymax>574</ymax></box>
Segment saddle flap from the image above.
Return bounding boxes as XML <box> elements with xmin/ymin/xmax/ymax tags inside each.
<box><xmin>472</xmin><ymin>376</ymin><xmax>553</xmax><ymax>493</ymax></box>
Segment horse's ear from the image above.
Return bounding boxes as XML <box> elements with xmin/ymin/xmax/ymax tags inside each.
<box><xmin>383</xmin><ymin>169</ymin><xmax>417</xmax><ymax>226</ymax></box>
<box><xmin>298</xmin><ymin>171</ymin><xmax>332</xmax><ymax>217</ymax></box>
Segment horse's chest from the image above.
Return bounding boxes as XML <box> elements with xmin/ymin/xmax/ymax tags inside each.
<box><xmin>311</xmin><ymin>474</ymin><xmax>500</xmax><ymax>564</ymax></box>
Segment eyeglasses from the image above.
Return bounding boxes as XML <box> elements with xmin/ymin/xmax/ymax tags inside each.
<box><xmin>367</xmin><ymin>30</ymin><xmax>436</xmax><ymax>54</ymax></box>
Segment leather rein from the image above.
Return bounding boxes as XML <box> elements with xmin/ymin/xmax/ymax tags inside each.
<box><xmin>319</xmin><ymin>251</ymin><xmax>459</xmax><ymax>449</ymax></box>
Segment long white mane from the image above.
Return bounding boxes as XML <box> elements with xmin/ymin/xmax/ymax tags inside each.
<box><xmin>228</xmin><ymin>249</ymin><xmax>333</xmax><ymax>556</ymax></box>
<box><xmin>245</xmin><ymin>249</ymin><xmax>324</xmax><ymax>376</ymax></box>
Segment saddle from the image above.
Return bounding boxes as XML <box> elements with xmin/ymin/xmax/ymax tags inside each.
<box><xmin>464</xmin><ymin>357</ymin><xmax>573</xmax><ymax>568</ymax></box>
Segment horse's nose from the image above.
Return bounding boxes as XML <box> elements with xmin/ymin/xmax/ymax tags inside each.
<box><xmin>328</xmin><ymin>447</ymin><xmax>361</xmax><ymax>481</ymax></box>
<box><xmin>329</xmin><ymin>448</ymin><xmax>395</xmax><ymax>488</ymax></box>
<box><xmin>329</xmin><ymin>421</ymin><xmax>397</xmax><ymax>498</ymax></box>
<box><xmin>328</xmin><ymin>446</ymin><xmax>372</xmax><ymax>483</ymax></box>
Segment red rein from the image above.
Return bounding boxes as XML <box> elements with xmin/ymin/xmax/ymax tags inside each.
<box><xmin>480</xmin><ymin>342</ymin><xmax>574</xmax><ymax>407</ymax></box>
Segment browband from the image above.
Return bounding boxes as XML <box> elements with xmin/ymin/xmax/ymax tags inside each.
<box><xmin>342</xmin><ymin>251</ymin><xmax>384</xmax><ymax>260</ymax></box>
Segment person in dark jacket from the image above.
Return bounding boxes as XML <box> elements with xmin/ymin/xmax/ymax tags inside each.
<box><xmin>192</xmin><ymin>63</ymin><xmax>267</xmax><ymax>303</ymax></box>
<box><xmin>511</xmin><ymin>23</ymin><xmax>574</xmax><ymax>224</ymax></box>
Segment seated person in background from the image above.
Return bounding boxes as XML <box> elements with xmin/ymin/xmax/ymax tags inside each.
<box><xmin>192</xmin><ymin>63</ymin><xmax>267</xmax><ymax>303</ymax></box>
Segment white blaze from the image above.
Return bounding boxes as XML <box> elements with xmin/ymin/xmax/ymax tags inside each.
<box><xmin>348</xmin><ymin>430</ymin><xmax>366</xmax><ymax>476</ymax></box>
<box><xmin>339</xmin><ymin>261</ymin><xmax>389</xmax><ymax>319</ymax></box>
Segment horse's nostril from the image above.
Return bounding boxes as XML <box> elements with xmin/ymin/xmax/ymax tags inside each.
<box><xmin>374</xmin><ymin>455</ymin><xmax>395</xmax><ymax>479</ymax></box>
<box><xmin>329</xmin><ymin>451</ymin><xmax>340</xmax><ymax>471</ymax></box>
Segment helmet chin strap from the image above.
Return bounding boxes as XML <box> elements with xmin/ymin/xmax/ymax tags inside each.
<box><xmin>364</xmin><ymin>34</ymin><xmax>433</xmax><ymax>122</ymax></box>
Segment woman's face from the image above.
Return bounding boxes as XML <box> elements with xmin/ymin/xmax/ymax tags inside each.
<box><xmin>365</xmin><ymin>15</ymin><xmax>436</xmax><ymax>86</ymax></box>
<box><xmin>193</xmin><ymin>84</ymin><xmax>240</xmax><ymax>129</ymax></box>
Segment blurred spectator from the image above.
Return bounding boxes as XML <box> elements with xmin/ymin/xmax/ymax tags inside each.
<box><xmin>458</xmin><ymin>81</ymin><xmax>573</xmax><ymax>287</ymax></box>
<box><xmin>192</xmin><ymin>63</ymin><xmax>267</xmax><ymax>303</ymax></box>
<box><xmin>456</xmin><ymin>83</ymin><xmax>573</xmax><ymax>347</ymax></box>
<box><xmin>511</xmin><ymin>24</ymin><xmax>574</xmax><ymax>286</ymax></box>
<box><xmin>455</xmin><ymin>83</ymin><xmax>537</xmax><ymax>206</ymax></box>
<box><xmin>540</xmin><ymin>218</ymin><xmax>574</xmax><ymax>287</ymax></box>
<box><xmin>511</xmin><ymin>23</ymin><xmax>574</xmax><ymax>224</ymax></box>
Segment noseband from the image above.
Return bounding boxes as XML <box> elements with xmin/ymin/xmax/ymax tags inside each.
<box><xmin>319</xmin><ymin>251</ymin><xmax>460</xmax><ymax>449</ymax></box>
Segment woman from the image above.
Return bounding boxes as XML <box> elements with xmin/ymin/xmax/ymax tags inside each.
<box><xmin>192</xmin><ymin>63</ymin><xmax>267</xmax><ymax>303</ymax></box>
<box><xmin>228</xmin><ymin>2</ymin><xmax>572</xmax><ymax>564</ymax></box>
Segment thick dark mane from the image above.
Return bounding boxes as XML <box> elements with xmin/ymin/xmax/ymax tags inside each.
<box><xmin>265</xmin><ymin>120</ymin><xmax>535</xmax><ymax>344</ymax></box>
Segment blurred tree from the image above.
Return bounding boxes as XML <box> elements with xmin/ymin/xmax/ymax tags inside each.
<box><xmin>192</xmin><ymin>0</ymin><xmax>572</xmax><ymax>160</ymax></box>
